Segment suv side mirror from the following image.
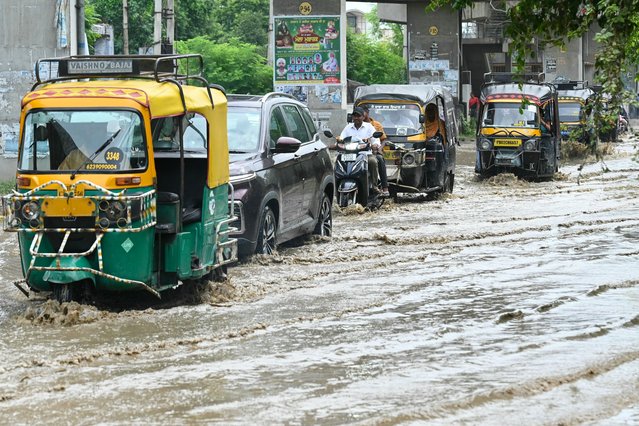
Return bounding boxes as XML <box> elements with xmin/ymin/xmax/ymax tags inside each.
<box><xmin>273</xmin><ymin>136</ymin><xmax>301</xmax><ymax>153</ymax></box>
<box><xmin>419</xmin><ymin>114</ymin><xmax>425</xmax><ymax>124</ymax></box>
<box><xmin>323</xmin><ymin>130</ymin><xmax>334</xmax><ymax>138</ymax></box>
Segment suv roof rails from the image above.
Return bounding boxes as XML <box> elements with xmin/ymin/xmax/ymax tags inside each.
<box><xmin>484</xmin><ymin>72</ymin><xmax>546</xmax><ymax>84</ymax></box>
<box><xmin>33</xmin><ymin>54</ymin><xmax>207</xmax><ymax>89</ymax></box>
<box><xmin>227</xmin><ymin>92</ymin><xmax>298</xmax><ymax>103</ymax></box>
<box><xmin>261</xmin><ymin>92</ymin><xmax>297</xmax><ymax>102</ymax></box>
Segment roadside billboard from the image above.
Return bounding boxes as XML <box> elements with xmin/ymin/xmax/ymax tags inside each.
<box><xmin>273</xmin><ymin>16</ymin><xmax>340</xmax><ymax>86</ymax></box>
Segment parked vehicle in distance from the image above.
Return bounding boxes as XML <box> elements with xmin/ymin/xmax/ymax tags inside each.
<box><xmin>2</xmin><ymin>54</ymin><xmax>237</xmax><ymax>303</ymax></box>
<box><xmin>227</xmin><ymin>93</ymin><xmax>334</xmax><ymax>256</ymax></box>
<box><xmin>476</xmin><ymin>72</ymin><xmax>561</xmax><ymax>180</ymax></box>
<box><xmin>354</xmin><ymin>84</ymin><xmax>458</xmax><ymax>200</ymax></box>
<box><xmin>554</xmin><ymin>80</ymin><xmax>595</xmax><ymax>144</ymax></box>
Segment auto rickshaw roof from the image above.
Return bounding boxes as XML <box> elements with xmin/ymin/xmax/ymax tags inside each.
<box><xmin>354</xmin><ymin>84</ymin><xmax>450</xmax><ymax>105</ymax></box>
<box><xmin>24</xmin><ymin>54</ymin><xmax>226</xmax><ymax>118</ymax></box>
<box><xmin>23</xmin><ymin>79</ymin><xmax>226</xmax><ymax>119</ymax></box>
<box><xmin>480</xmin><ymin>83</ymin><xmax>554</xmax><ymax>105</ymax></box>
<box><xmin>557</xmin><ymin>88</ymin><xmax>595</xmax><ymax>102</ymax></box>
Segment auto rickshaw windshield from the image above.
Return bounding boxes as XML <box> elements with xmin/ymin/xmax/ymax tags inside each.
<box><xmin>19</xmin><ymin>110</ymin><xmax>146</xmax><ymax>172</ymax></box>
<box><xmin>558</xmin><ymin>102</ymin><xmax>583</xmax><ymax>123</ymax></box>
<box><xmin>482</xmin><ymin>102</ymin><xmax>538</xmax><ymax>128</ymax></box>
<box><xmin>365</xmin><ymin>104</ymin><xmax>422</xmax><ymax>136</ymax></box>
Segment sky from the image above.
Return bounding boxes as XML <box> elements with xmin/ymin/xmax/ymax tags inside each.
<box><xmin>345</xmin><ymin>2</ymin><xmax>375</xmax><ymax>13</ymax></box>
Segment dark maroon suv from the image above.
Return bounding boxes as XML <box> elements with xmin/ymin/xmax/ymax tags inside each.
<box><xmin>227</xmin><ymin>93</ymin><xmax>334</xmax><ymax>256</ymax></box>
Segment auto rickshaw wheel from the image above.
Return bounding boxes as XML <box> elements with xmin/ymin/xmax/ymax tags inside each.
<box><xmin>52</xmin><ymin>282</ymin><xmax>82</xmax><ymax>303</ymax></box>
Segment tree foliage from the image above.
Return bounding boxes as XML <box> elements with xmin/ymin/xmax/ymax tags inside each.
<box><xmin>364</xmin><ymin>5</ymin><xmax>405</xmax><ymax>57</ymax></box>
<box><xmin>176</xmin><ymin>37</ymin><xmax>272</xmax><ymax>94</ymax></box>
<box><xmin>346</xmin><ymin>29</ymin><xmax>407</xmax><ymax>85</ymax></box>
<box><xmin>88</xmin><ymin>0</ymin><xmax>268</xmax><ymax>53</ymax></box>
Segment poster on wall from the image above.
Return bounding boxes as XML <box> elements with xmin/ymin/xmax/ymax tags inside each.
<box><xmin>274</xmin><ymin>16</ymin><xmax>340</xmax><ymax>85</ymax></box>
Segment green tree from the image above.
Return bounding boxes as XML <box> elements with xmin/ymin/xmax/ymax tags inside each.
<box><xmin>347</xmin><ymin>29</ymin><xmax>407</xmax><ymax>85</ymax></box>
<box><xmin>89</xmin><ymin>0</ymin><xmax>269</xmax><ymax>53</ymax></box>
<box><xmin>364</xmin><ymin>5</ymin><xmax>405</xmax><ymax>57</ymax></box>
<box><xmin>176</xmin><ymin>37</ymin><xmax>272</xmax><ymax>94</ymax></box>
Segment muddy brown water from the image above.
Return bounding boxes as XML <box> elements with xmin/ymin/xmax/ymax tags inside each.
<box><xmin>0</xmin><ymin>139</ymin><xmax>638</xmax><ymax>424</ymax></box>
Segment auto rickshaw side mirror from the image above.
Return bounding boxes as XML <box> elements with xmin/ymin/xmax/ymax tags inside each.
<box><xmin>346</xmin><ymin>113</ymin><xmax>353</xmax><ymax>123</ymax></box>
<box><xmin>419</xmin><ymin>114</ymin><xmax>425</xmax><ymax>124</ymax></box>
<box><xmin>483</xmin><ymin>118</ymin><xmax>493</xmax><ymax>125</ymax></box>
<box><xmin>273</xmin><ymin>136</ymin><xmax>301</xmax><ymax>153</ymax></box>
<box><xmin>323</xmin><ymin>130</ymin><xmax>334</xmax><ymax>138</ymax></box>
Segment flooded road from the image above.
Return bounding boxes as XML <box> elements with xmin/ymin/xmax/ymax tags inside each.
<box><xmin>1</xmin><ymin>139</ymin><xmax>638</xmax><ymax>424</ymax></box>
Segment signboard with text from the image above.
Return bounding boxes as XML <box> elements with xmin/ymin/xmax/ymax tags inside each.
<box><xmin>274</xmin><ymin>16</ymin><xmax>340</xmax><ymax>85</ymax></box>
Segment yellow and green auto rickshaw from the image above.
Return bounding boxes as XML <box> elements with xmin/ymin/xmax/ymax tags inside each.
<box><xmin>2</xmin><ymin>55</ymin><xmax>237</xmax><ymax>303</ymax></box>
<box><xmin>476</xmin><ymin>73</ymin><xmax>561</xmax><ymax>179</ymax></box>
<box><xmin>555</xmin><ymin>80</ymin><xmax>595</xmax><ymax>144</ymax></box>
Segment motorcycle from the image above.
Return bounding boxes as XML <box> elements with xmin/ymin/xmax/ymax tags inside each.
<box><xmin>324</xmin><ymin>130</ymin><xmax>384</xmax><ymax>209</ymax></box>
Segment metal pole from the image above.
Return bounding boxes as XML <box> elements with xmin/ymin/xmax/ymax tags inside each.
<box><xmin>76</xmin><ymin>0</ymin><xmax>87</xmax><ymax>55</ymax></box>
<box><xmin>122</xmin><ymin>0</ymin><xmax>129</xmax><ymax>54</ymax></box>
<box><xmin>166</xmin><ymin>0</ymin><xmax>174</xmax><ymax>54</ymax></box>
<box><xmin>153</xmin><ymin>0</ymin><xmax>162</xmax><ymax>55</ymax></box>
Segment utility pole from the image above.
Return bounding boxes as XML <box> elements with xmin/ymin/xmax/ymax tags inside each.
<box><xmin>165</xmin><ymin>0</ymin><xmax>175</xmax><ymax>54</ymax></box>
<box><xmin>153</xmin><ymin>0</ymin><xmax>162</xmax><ymax>54</ymax></box>
<box><xmin>122</xmin><ymin>0</ymin><xmax>129</xmax><ymax>54</ymax></box>
<box><xmin>76</xmin><ymin>0</ymin><xmax>87</xmax><ymax>55</ymax></box>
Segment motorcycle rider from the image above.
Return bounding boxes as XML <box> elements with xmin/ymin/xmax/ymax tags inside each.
<box><xmin>338</xmin><ymin>106</ymin><xmax>381</xmax><ymax>194</ymax></box>
<box><xmin>361</xmin><ymin>105</ymin><xmax>390</xmax><ymax>197</ymax></box>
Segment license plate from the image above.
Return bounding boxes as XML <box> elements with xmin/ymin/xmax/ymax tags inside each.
<box><xmin>342</xmin><ymin>153</ymin><xmax>357</xmax><ymax>161</ymax></box>
<box><xmin>494</xmin><ymin>138</ymin><xmax>522</xmax><ymax>147</ymax></box>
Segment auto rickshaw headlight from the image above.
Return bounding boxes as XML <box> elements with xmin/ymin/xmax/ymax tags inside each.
<box><xmin>100</xmin><ymin>200</ymin><xmax>127</xmax><ymax>221</ymax></box>
<box><xmin>402</xmin><ymin>153</ymin><xmax>416</xmax><ymax>165</ymax></box>
<box><xmin>21</xmin><ymin>201</ymin><xmax>40</xmax><ymax>221</ymax></box>
<box><xmin>480</xmin><ymin>138</ymin><xmax>492</xmax><ymax>151</ymax></box>
<box><xmin>524</xmin><ymin>139</ymin><xmax>538</xmax><ymax>151</ymax></box>
<box><xmin>98</xmin><ymin>217</ymin><xmax>110</xmax><ymax>229</ymax></box>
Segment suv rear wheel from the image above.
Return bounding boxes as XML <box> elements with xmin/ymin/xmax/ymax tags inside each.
<box><xmin>256</xmin><ymin>205</ymin><xmax>277</xmax><ymax>255</ymax></box>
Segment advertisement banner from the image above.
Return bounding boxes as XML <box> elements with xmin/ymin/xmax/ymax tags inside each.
<box><xmin>274</xmin><ymin>16</ymin><xmax>340</xmax><ymax>85</ymax></box>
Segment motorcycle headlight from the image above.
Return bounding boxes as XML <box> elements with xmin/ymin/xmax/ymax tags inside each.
<box><xmin>345</xmin><ymin>142</ymin><xmax>359</xmax><ymax>151</ymax></box>
<box><xmin>480</xmin><ymin>138</ymin><xmax>492</xmax><ymax>151</ymax></box>
<box><xmin>21</xmin><ymin>201</ymin><xmax>40</xmax><ymax>221</ymax></box>
<box><xmin>524</xmin><ymin>139</ymin><xmax>538</xmax><ymax>151</ymax></box>
<box><xmin>403</xmin><ymin>153</ymin><xmax>415</xmax><ymax>165</ymax></box>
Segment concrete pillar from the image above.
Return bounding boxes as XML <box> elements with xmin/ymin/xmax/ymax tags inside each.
<box><xmin>406</xmin><ymin>3</ymin><xmax>461</xmax><ymax>100</ymax></box>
